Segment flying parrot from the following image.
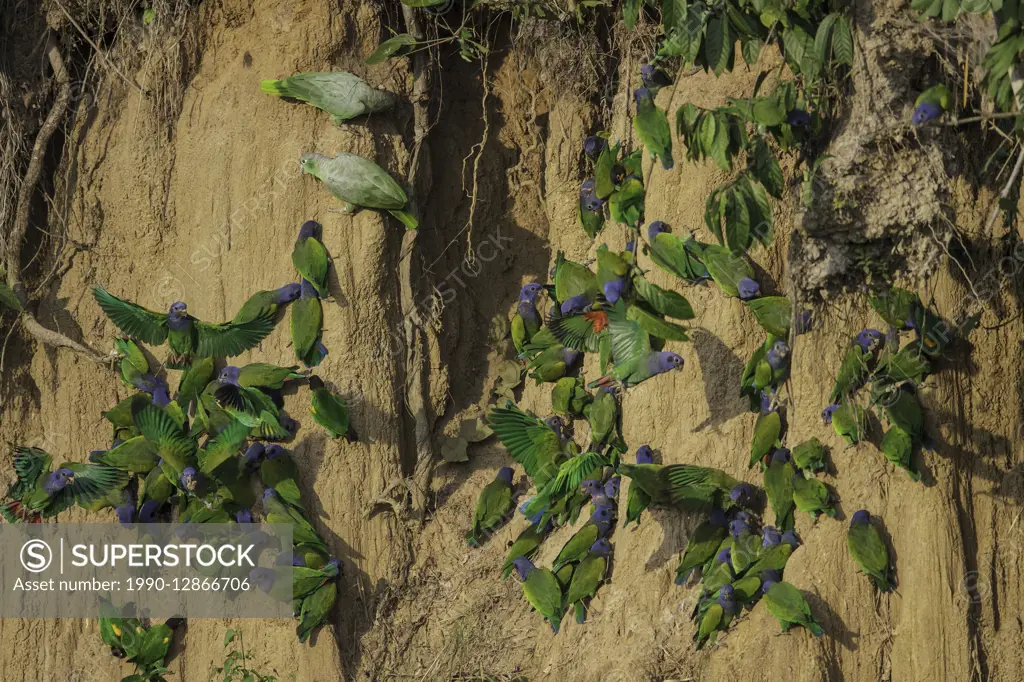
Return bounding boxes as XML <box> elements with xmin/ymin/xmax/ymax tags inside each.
<box><xmin>1</xmin><ymin>447</ymin><xmax>128</xmax><ymax>522</ymax></box>
<box><xmin>299</xmin><ymin>152</ymin><xmax>417</xmax><ymax>230</ymax></box>
<box><xmin>93</xmin><ymin>286</ymin><xmax>276</xmax><ymax>369</ymax></box>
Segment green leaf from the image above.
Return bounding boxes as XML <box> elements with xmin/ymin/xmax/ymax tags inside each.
<box><xmin>814</xmin><ymin>13</ymin><xmax>838</xmax><ymax>67</ymax></box>
<box><xmin>627</xmin><ymin>305</ymin><xmax>690</xmax><ymax>342</ymax></box>
<box><xmin>705</xmin><ymin>15</ymin><xmax>732</xmax><ymax>76</ymax></box>
<box><xmin>782</xmin><ymin>26</ymin><xmax>815</xmax><ymax>75</ymax></box>
<box><xmin>702</xmin><ymin>244</ymin><xmax>754</xmax><ymax>297</ymax></box>
<box><xmin>366</xmin><ymin>34</ymin><xmax>417</xmax><ymax>65</ymax></box>
<box><xmin>751</xmin><ymin>97</ymin><xmax>786</xmax><ymax>126</ymax></box>
<box><xmin>752</xmin><ymin>139</ymin><xmax>784</xmax><ymax>199</ymax></box>
<box><xmin>440</xmin><ymin>436</ymin><xmax>469</xmax><ymax>463</ymax></box>
<box><xmin>623</xmin><ymin>0</ymin><xmax>640</xmax><ymax>28</ymax></box>
<box><xmin>662</xmin><ymin>0</ymin><xmax>689</xmax><ymax>33</ymax></box>
<box><xmin>224</xmin><ymin>629</ymin><xmax>237</xmax><ymax>647</ymax></box>
<box><xmin>742</xmin><ymin>38</ymin><xmax>761</xmax><ymax>65</ymax></box>
<box><xmin>710</xmin><ymin>111</ymin><xmax>732</xmax><ymax>171</ymax></box>
<box><xmin>458</xmin><ymin>417</ymin><xmax>494</xmax><ymax>443</ymax></box>
<box><xmin>744</xmin><ymin>296</ymin><xmax>792</xmax><ymax>336</ymax></box>
<box><xmin>0</xmin><ymin>282</ymin><xmax>22</xmax><ymax>311</ymax></box>
<box><xmin>743</xmin><ymin>176</ymin><xmax>774</xmax><ymax>247</ymax></box>
<box><xmin>705</xmin><ymin>186</ymin><xmax>725</xmax><ymax>243</ymax></box>
<box><xmin>632</xmin><ymin>276</ymin><xmax>696</xmax><ymax>319</ymax></box>
<box><xmin>724</xmin><ymin>185</ymin><xmax>751</xmax><ymax>252</ymax></box>
<box><xmin>832</xmin><ymin>16</ymin><xmax>854</xmax><ymax>65</ymax></box>
<box><xmin>609</xmin><ymin>177</ymin><xmax>646</xmax><ymax>227</ymax></box>
<box><xmin>698</xmin><ymin>112</ymin><xmax>717</xmax><ymax>159</ymax></box>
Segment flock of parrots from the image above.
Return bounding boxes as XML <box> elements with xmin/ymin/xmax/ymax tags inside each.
<box><xmin>0</xmin><ymin>57</ymin><xmax>970</xmax><ymax>670</ymax></box>
<box><xmin>463</xmin><ymin>66</ymin><xmax>973</xmax><ymax>645</ymax></box>
<box><xmin>0</xmin><ymin>70</ymin><xmax>428</xmax><ymax>670</ymax></box>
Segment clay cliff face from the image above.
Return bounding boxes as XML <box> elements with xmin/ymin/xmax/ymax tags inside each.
<box><xmin>1</xmin><ymin>1</ymin><xmax>1022</xmax><ymax>680</ymax></box>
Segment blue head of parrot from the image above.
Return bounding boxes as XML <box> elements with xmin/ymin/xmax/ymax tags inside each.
<box><xmin>635</xmin><ymin>444</ymin><xmax>654</xmax><ymax>464</ymax></box>
<box><xmin>115</xmin><ymin>505</ymin><xmax>135</xmax><ymax>525</ymax></box>
<box><xmin>249</xmin><ymin>567</ymin><xmax>275</xmax><ymax>593</ymax></box>
<box><xmin>265</xmin><ymin>445</ymin><xmax>288</xmax><ymax>460</ymax></box>
<box><xmin>647</xmin><ymin>221</ymin><xmax>668</xmax><ymax>239</ymax></box>
<box><xmin>855</xmin><ymin>328</ymin><xmax>883</xmax><ymax>353</ymax></box>
<box><xmin>771</xmin><ymin>448</ymin><xmax>791</xmax><ymax>465</ymax></box>
<box><xmin>219</xmin><ymin>366</ymin><xmax>241</xmax><ymax>386</ymax></box>
<box><xmin>276</xmin><ymin>282</ymin><xmax>302</xmax><ymax>303</ymax></box>
<box><xmin>496</xmin><ymin>467</ymin><xmax>514</xmax><ymax>484</ymax></box>
<box><xmin>786</xmin><ymin>109</ymin><xmax>811</xmax><ymax>126</ymax></box>
<box><xmin>603</xmin><ymin>279</ymin><xmax>626</xmax><ymax>304</ymax></box>
<box><xmin>912</xmin><ymin>101</ymin><xmax>942</xmax><ymax>126</ymax></box>
<box><xmin>737</xmin><ymin>277</ymin><xmax>761</xmax><ymax>300</ymax></box>
<box><xmin>236</xmin><ymin>509</ymin><xmax>253</xmax><ymax>524</ymax></box>
<box><xmin>511</xmin><ymin>556</ymin><xmax>536</xmax><ymax>581</ymax></box>
<box><xmin>729</xmin><ymin>519</ymin><xmax>749</xmax><ymax>538</ymax></box>
<box><xmin>583</xmin><ymin>136</ymin><xmax>606</xmax><ymax>159</ymax></box>
<box><xmin>43</xmin><ymin>468</ymin><xmax>74</xmax><ymax>495</ymax></box>
<box><xmin>709</xmin><ymin>507</ymin><xmax>728</xmax><ymax>528</ymax></box>
<box><xmin>590</xmin><ymin>538</ymin><xmax>612</xmax><ymax>556</ymax></box>
<box><xmin>716</xmin><ymin>547</ymin><xmax>732</xmax><ymax>564</ymax></box>
<box><xmin>821</xmin><ymin>403</ymin><xmax>840</xmax><ymax>424</ymax></box>
<box><xmin>298</xmin><ymin>220</ymin><xmax>320</xmax><ymax>240</ymax></box>
<box><xmin>762</xmin><ymin>526</ymin><xmax>782</xmax><ymax>548</ymax></box>
<box><xmin>604</xmin><ymin>477</ymin><xmax>621</xmax><ymax>499</ymax></box>
<box><xmin>138</xmin><ymin>500</ymin><xmax>161</xmax><ymax>524</ymax></box>
<box><xmin>781</xmin><ymin>530</ymin><xmax>801</xmax><ymax>549</ymax></box>
<box><xmin>851</xmin><ymin>509</ymin><xmax>872</xmax><ymax>526</ymax></box>
<box><xmin>582</xmin><ymin>479</ymin><xmax>603</xmax><ymax>498</ymax></box>
<box><xmin>729</xmin><ymin>483</ymin><xmax>755</xmax><ymax>506</ymax></box>
<box><xmin>519</xmin><ymin>282</ymin><xmax>543</xmax><ymax>303</ymax></box>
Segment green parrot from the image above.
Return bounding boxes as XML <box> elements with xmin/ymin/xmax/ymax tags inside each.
<box><xmin>297</xmin><ymin>580</ymin><xmax>338</xmax><ymax>643</ymax></box>
<box><xmin>232</xmin><ymin>283</ymin><xmax>302</xmax><ymax>324</ymax></box>
<box><xmin>583</xmin><ymin>387</ymin><xmax>619</xmax><ymax>452</ymax></box>
<box><xmin>878</xmin><ymin>385</ymin><xmax>923</xmax><ymax>440</ymax></box>
<box><xmin>762</xmin><ymin>580</ymin><xmax>825</xmax><ymax>636</ymax></box>
<box><xmin>730</xmin><ymin>522</ymin><xmax>761</xmax><ymax>574</ymax></box>
<box><xmin>633</xmin><ymin>88</ymin><xmax>673</xmax><ymax>169</ymax></box>
<box><xmin>292</xmin><ymin>220</ymin><xmax>330</xmax><ymax>298</ymax></box>
<box><xmin>830</xmin><ymin>342</ymin><xmax>872</xmax><ymax>404</ymax></box>
<box><xmin>0</xmin><ymin>279</ymin><xmax>23</xmax><ymax>311</ymax></box>
<box><xmin>564</xmin><ymin>538</ymin><xmax>611</xmax><ymax>623</ymax></box>
<box><xmin>912</xmin><ymin>303</ymin><xmax>954</xmax><ymax>357</ymax></box>
<box><xmin>622</xmin><ymin>445</ymin><xmax>654</xmax><ymax>527</ymax></box>
<box><xmin>552</xmin><ymin>505</ymin><xmax>614</xmax><ymax>572</ymax></box>
<box><xmin>466</xmin><ymin>467</ymin><xmax>515</xmax><ymax>547</ymax></box>
<box><xmin>487</xmin><ymin>401</ymin><xmax>569</xmax><ymax>490</ymax></box>
<box><xmin>587</xmin><ymin>301</ymin><xmax>684</xmax><ymax>389</ymax></box>
<box><xmin>528</xmin><ymin>345</ymin><xmax>580</xmax><ymax>385</ymax></box>
<box><xmin>0</xmin><ymin>447</ymin><xmax>128</xmax><ymax>522</ymax></box>
<box><xmin>90</xmin><ymin>437</ymin><xmax>159</xmax><ymax>474</ymax></box>
<box><xmin>501</xmin><ymin>519</ymin><xmax>553</xmax><ymax>579</ymax></box>
<box><xmin>617</xmin><ymin>460</ymin><xmax>741</xmax><ymax>509</ymax></box>
<box><xmin>826</xmin><ymin>401</ymin><xmax>867</xmax><ymax>446</ymax></box>
<box><xmin>511</xmin><ymin>557</ymin><xmax>563</xmax><ymax>633</ymax></box>
<box><xmin>674</xmin><ymin>507</ymin><xmax>729</xmax><ymax>584</ymax></box>
<box><xmin>554</xmin><ymin>563</ymin><xmax>575</xmax><ymax>591</ymax></box>
<box><xmin>92</xmin><ymin>285</ymin><xmax>275</xmax><ymax>370</ymax></box>
<box><xmin>290</xmin><ymin>279</ymin><xmax>326</xmax><ymax>368</ymax></box>
<box><xmin>578</xmin><ymin>178</ymin><xmax>606</xmax><ymax>238</ymax></box>
<box><xmin>232</xmin><ymin>362</ymin><xmax>307</xmax><ymax>389</ymax></box>
<box><xmin>262</xmin><ymin>488</ymin><xmax>327</xmax><ymax>552</ymax></box>
<box><xmin>644</xmin><ymin>222</ymin><xmax>709</xmax><ymax>283</ymax></box>
<box><xmin>912</xmin><ymin>84</ymin><xmax>952</xmax><ymax>125</ymax></box>
<box><xmin>749</xmin><ymin>410</ymin><xmax>782</xmax><ymax>469</ymax></box>
<box><xmin>300</xmin><ymin>152</ymin><xmax>417</xmax><ymax>229</ymax></box>
<box><xmin>260</xmin><ymin>445</ymin><xmax>305</xmax><ymax>510</ymax></box>
<box><xmin>695</xmin><ymin>583</ymin><xmax>738</xmax><ymax>649</ymax></box>
<box><xmin>791</xmin><ymin>474</ymin><xmax>836</xmax><ymax>519</ymax></box>
<box><xmin>880</xmin><ymin>425</ymin><xmax>919</xmax><ymax>481</ymax></box>
<box><xmin>764</xmin><ymin>448</ymin><xmax>796</xmax><ymax>531</ymax></box>
<box><xmin>209</xmin><ymin>369</ymin><xmax>284</xmax><ymax>429</ymax></box>
<box><xmin>176</xmin><ymin>356</ymin><xmax>215</xmax><ymax>408</ymax></box>
<box><xmin>699</xmin><ymin>546</ymin><xmax>737</xmax><ymax>598</ymax></box>
<box><xmin>550</xmin><ymin>376</ymin><xmax>591</xmax><ymax>415</ymax></box>
<box><xmin>114</xmin><ymin>337</ymin><xmax>149</xmax><ymax>389</ymax></box>
<box><xmin>847</xmin><ymin>510</ymin><xmax>893</xmax><ymax>591</ymax></box>
<box><xmin>260</xmin><ymin>71</ymin><xmax>397</xmax><ymax>124</ymax></box>
<box><xmin>744</xmin><ymin>542</ymin><xmax>793</xmax><ymax>577</ymax></box>
<box><xmin>254</xmin><ymin>560</ymin><xmax>340</xmax><ymax>603</ymax></box>
<box><xmin>595</xmin><ymin>244</ymin><xmax>631</xmax><ymax>304</ymax></box>
<box><xmin>511</xmin><ymin>282</ymin><xmax>544</xmax><ymax>355</ymax></box>
<box><xmin>790</xmin><ymin>437</ymin><xmax>827</xmax><ymax>475</ymax></box>
<box><xmin>140</xmin><ymin>462</ymin><xmax>175</xmax><ymax>505</ymax></box>
<box><xmin>308</xmin><ymin>376</ymin><xmax>353</xmax><ymax>440</ymax></box>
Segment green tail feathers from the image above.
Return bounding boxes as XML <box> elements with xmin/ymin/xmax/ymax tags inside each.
<box><xmin>806</xmin><ymin>619</ymin><xmax>825</xmax><ymax>637</ymax></box>
<box><xmin>260</xmin><ymin>79</ymin><xmax>293</xmax><ymax>98</ymax></box>
<box><xmin>389</xmin><ymin>209</ymin><xmax>419</xmax><ymax>230</ymax></box>
<box><xmin>574</xmin><ymin>601</ymin><xmax>585</xmax><ymax>624</ymax></box>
